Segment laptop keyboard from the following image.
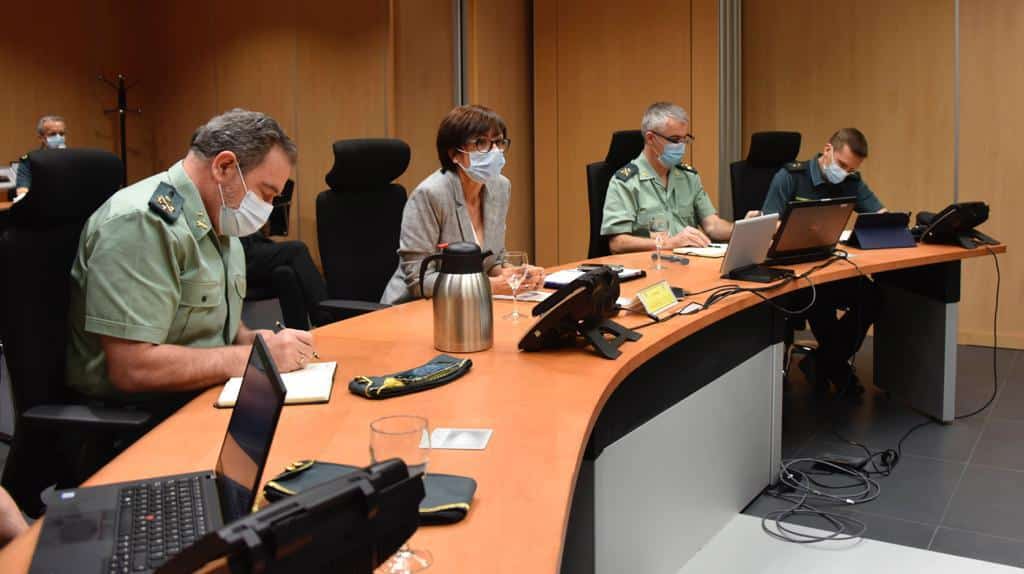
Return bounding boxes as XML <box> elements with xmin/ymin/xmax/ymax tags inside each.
<box><xmin>107</xmin><ymin>476</ymin><xmax>210</xmax><ymax>573</ymax></box>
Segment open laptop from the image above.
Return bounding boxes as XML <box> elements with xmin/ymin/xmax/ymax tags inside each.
<box><xmin>764</xmin><ymin>197</ymin><xmax>857</xmax><ymax>265</ymax></box>
<box><xmin>718</xmin><ymin>213</ymin><xmax>786</xmax><ymax>282</ymax></box>
<box><xmin>30</xmin><ymin>335</ymin><xmax>287</xmax><ymax>574</ymax></box>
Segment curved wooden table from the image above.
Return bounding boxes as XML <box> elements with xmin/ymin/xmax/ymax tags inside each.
<box><xmin>0</xmin><ymin>243</ymin><xmax>1006</xmax><ymax>572</ymax></box>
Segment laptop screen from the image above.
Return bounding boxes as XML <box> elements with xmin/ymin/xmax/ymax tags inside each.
<box><xmin>214</xmin><ymin>335</ymin><xmax>287</xmax><ymax>522</ymax></box>
<box><xmin>772</xmin><ymin>199</ymin><xmax>855</xmax><ymax>255</ymax></box>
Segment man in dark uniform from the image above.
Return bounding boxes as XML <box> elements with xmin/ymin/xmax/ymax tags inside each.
<box><xmin>762</xmin><ymin>128</ymin><xmax>885</xmax><ymax>394</ymax></box>
<box><xmin>15</xmin><ymin>115</ymin><xmax>67</xmax><ymax>197</ymax></box>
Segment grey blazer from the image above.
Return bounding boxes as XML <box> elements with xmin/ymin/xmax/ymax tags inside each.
<box><xmin>381</xmin><ymin>169</ymin><xmax>510</xmax><ymax>304</ymax></box>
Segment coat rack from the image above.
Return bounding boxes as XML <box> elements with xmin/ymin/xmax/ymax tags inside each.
<box><xmin>99</xmin><ymin>74</ymin><xmax>142</xmax><ymax>185</ymax></box>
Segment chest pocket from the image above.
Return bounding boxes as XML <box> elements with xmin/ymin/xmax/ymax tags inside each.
<box><xmin>169</xmin><ymin>279</ymin><xmax>223</xmax><ymax>344</ymax></box>
<box><xmin>233</xmin><ymin>275</ymin><xmax>246</xmax><ymax>299</ymax></box>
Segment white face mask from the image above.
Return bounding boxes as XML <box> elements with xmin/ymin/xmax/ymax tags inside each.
<box><xmin>217</xmin><ymin>164</ymin><xmax>273</xmax><ymax>237</ymax></box>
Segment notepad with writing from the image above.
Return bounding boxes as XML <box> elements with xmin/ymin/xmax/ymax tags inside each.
<box><xmin>215</xmin><ymin>361</ymin><xmax>338</xmax><ymax>408</ymax></box>
<box><xmin>672</xmin><ymin>243</ymin><xmax>727</xmax><ymax>258</ymax></box>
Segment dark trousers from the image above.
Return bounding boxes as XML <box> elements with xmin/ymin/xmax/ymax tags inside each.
<box><xmin>241</xmin><ymin>236</ymin><xmax>329</xmax><ymax>328</ymax></box>
<box><xmin>805</xmin><ymin>276</ymin><xmax>883</xmax><ymax>379</ymax></box>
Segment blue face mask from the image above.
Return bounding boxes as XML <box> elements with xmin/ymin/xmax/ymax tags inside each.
<box><xmin>458</xmin><ymin>148</ymin><xmax>506</xmax><ymax>183</ymax></box>
<box><xmin>658</xmin><ymin>141</ymin><xmax>685</xmax><ymax>168</ymax></box>
<box><xmin>45</xmin><ymin>134</ymin><xmax>66</xmax><ymax>149</ymax></box>
<box><xmin>823</xmin><ymin>150</ymin><xmax>849</xmax><ymax>184</ymax></box>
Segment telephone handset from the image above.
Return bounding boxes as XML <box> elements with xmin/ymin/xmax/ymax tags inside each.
<box><xmin>914</xmin><ymin>201</ymin><xmax>998</xmax><ymax>249</ymax></box>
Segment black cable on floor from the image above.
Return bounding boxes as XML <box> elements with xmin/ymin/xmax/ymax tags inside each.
<box><xmin>955</xmin><ymin>245</ymin><xmax>1001</xmax><ymax>420</ymax></box>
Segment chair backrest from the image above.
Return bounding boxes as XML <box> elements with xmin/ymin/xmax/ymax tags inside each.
<box><xmin>0</xmin><ymin>149</ymin><xmax>123</xmax><ymax>413</ymax></box>
<box><xmin>586</xmin><ymin>130</ymin><xmax>645</xmax><ymax>258</ymax></box>
<box><xmin>730</xmin><ymin>131</ymin><xmax>801</xmax><ymax>218</ymax></box>
<box><xmin>267</xmin><ymin>178</ymin><xmax>294</xmax><ymax>236</ymax></box>
<box><xmin>317</xmin><ymin>139</ymin><xmax>409</xmax><ymax>302</ymax></box>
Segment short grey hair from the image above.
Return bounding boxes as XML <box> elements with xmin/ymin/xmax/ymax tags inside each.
<box><xmin>641</xmin><ymin>102</ymin><xmax>689</xmax><ymax>133</ymax></box>
<box><xmin>189</xmin><ymin>108</ymin><xmax>297</xmax><ymax>172</ymax></box>
<box><xmin>36</xmin><ymin>115</ymin><xmax>65</xmax><ymax>134</ymax></box>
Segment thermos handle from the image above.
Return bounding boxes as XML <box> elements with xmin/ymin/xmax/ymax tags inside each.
<box><xmin>418</xmin><ymin>253</ymin><xmax>444</xmax><ymax>299</ymax></box>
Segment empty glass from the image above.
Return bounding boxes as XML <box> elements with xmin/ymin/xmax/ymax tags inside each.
<box><xmin>371</xmin><ymin>415</ymin><xmax>432</xmax><ymax>573</ymax></box>
<box><xmin>500</xmin><ymin>250</ymin><xmax>529</xmax><ymax>321</ymax></box>
<box><xmin>648</xmin><ymin>213</ymin><xmax>670</xmax><ymax>270</ymax></box>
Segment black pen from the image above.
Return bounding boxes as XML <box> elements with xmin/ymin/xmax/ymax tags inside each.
<box><xmin>274</xmin><ymin>321</ymin><xmax>319</xmax><ymax>360</ymax></box>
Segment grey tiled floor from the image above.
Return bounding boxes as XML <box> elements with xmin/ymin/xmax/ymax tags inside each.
<box><xmin>743</xmin><ymin>338</ymin><xmax>1024</xmax><ymax>568</ymax></box>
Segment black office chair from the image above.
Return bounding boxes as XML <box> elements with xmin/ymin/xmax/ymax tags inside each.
<box><xmin>729</xmin><ymin>131</ymin><xmax>801</xmax><ymax>218</ymax></box>
<box><xmin>728</xmin><ymin>131</ymin><xmax>813</xmax><ymax>377</ymax></box>
<box><xmin>267</xmin><ymin>178</ymin><xmax>294</xmax><ymax>237</ymax></box>
<box><xmin>243</xmin><ymin>179</ymin><xmax>310</xmax><ymax>328</ymax></box>
<box><xmin>316</xmin><ymin>139</ymin><xmax>409</xmax><ymax>320</ymax></box>
<box><xmin>0</xmin><ymin>149</ymin><xmax>150</xmax><ymax>516</ymax></box>
<box><xmin>585</xmin><ymin>130</ymin><xmax>645</xmax><ymax>258</ymax></box>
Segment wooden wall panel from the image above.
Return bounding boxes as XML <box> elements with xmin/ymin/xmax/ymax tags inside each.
<box><xmin>0</xmin><ymin>0</ymin><xmax>155</xmax><ymax>184</ymax></box>
<box><xmin>533</xmin><ymin>0</ymin><xmax>718</xmax><ymax>266</ymax></box>
<box><xmin>742</xmin><ymin>0</ymin><xmax>954</xmax><ymax>219</ymax></box>
<box><xmin>691</xmin><ymin>0</ymin><xmax>719</xmax><ymax>210</ymax></box>
<box><xmin>959</xmin><ymin>0</ymin><xmax>1024</xmax><ymax>348</ymax></box>
<box><xmin>466</xmin><ymin>0</ymin><xmax>535</xmax><ymax>257</ymax></box>
<box><xmin>393</xmin><ymin>0</ymin><xmax>456</xmax><ymax>193</ymax></box>
<box><xmin>295</xmin><ymin>1</ymin><xmax>392</xmax><ymax>265</ymax></box>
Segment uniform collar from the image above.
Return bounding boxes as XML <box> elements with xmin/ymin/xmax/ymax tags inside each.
<box><xmin>167</xmin><ymin>160</ymin><xmax>214</xmax><ymax>240</ymax></box>
<box><xmin>809</xmin><ymin>153</ymin><xmax>826</xmax><ymax>187</ymax></box>
<box><xmin>635</xmin><ymin>153</ymin><xmax>662</xmax><ymax>181</ymax></box>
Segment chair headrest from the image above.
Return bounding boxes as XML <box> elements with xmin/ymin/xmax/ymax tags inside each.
<box><xmin>604</xmin><ymin>130</ymin><xmax>645</xmax><ymax>170</ymax></box>
<box><xmin>325</xmin><ymin>139</ymin><xmax>411</xmax><ymax>190</ymax></box>
<box><xmin>10</xmin><ymin>148</ymin><xmax>123</xmax><ymax>224</ymax></box>
<box><xmin>746</xmin><ymin>131</ymin><xmax>801</xmax><ymax>167</ymax></box>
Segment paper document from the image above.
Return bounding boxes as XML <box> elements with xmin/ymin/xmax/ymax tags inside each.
<box><xmin>673</xmin><ymin>243</ymin><xmax>727</xmax><ymax>258</ymax></box>
<box><xmin>840</xmin><ymin>229</ymin><xmax>853</xmax><ymax>242</ymax></box>
<box><xmin>215</xmin><ymin>361</ymin><xmax>337</xmax><ymax>408</ymax></box>
<box><xmin>494</xmin><ymin>290</ymin><xmax>551</xmax><ymax>302</ymax></box>
<box><xmin>544</xmin><ymin>267</ymin><xmax>645</xmax><ymax>288</ymax></box>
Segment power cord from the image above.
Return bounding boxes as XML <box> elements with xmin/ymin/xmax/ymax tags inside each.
<box><xmin>956</xmin><ymin>245</ymin><xmax>1001</xmax><ymax>420</ymax></box>
<box><xmin>761</xmin><ymin>458</ymin><xmax>881</xmax><ymax>543</ymax></box>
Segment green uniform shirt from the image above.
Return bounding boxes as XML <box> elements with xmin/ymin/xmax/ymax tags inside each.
<box><xmin>66</xmin><ymin>160</ymin><xmax>246</xmax><ymax>402</ymax></box>
<box><xmin>600</xmin><ymin>152</ymin><xmax>716</xmax><ymax>237</ymax></box>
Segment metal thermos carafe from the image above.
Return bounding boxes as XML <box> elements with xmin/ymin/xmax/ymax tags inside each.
<box><xmin>418</xmin><ymin>242</ymin><xmax>494</xmax><ymax>353</ymax></box>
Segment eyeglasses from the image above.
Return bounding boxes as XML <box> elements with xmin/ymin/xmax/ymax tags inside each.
<box><xmin>651</xmin><ymin>131</ymin><xmax>695</xmax><ymax>145</ymax></box>
<box><xmin>461</xmin><ymin>136</ymin><xmax>512</xmax><ymax>153</ymax></box>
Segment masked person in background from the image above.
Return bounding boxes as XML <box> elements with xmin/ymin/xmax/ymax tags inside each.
<box><xmin>14</xmin><ymin>115</ymin><xmax>68</xmax><ymax>197</ymax></box>
<box><xmin>601</xmin><ymin>102</ymin><xmax>751</xmax><ymax>254</ymax></box>
<box><xmin>382</xmin><ymin>104</ymin><xmax>544</xmax><ymax>304</ymax></box>
<box><xmin>66</xmin><ymin>109</ymin><xmax>314</xmax><ymax>415</ymax></box>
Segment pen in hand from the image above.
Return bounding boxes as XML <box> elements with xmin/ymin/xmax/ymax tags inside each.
<box><xmin>274</xmin><ymin>321</ymin><xmax>320</xmax><ymax>360</ymax></box>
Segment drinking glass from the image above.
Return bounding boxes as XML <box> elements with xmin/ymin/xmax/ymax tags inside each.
<box><xmin>371</xmin><ymin>415</ymin><xmax>432</xmax><ymax>573</ymax></box>
<box><xmin>648</xmin><ymin>213</ymin><xmax>670</xmax><ymax>270</ymax></box>
<box><xmin>500</xmin><ymin>250</ymin><xmax>529</xmax><ymax>321</ymax></box>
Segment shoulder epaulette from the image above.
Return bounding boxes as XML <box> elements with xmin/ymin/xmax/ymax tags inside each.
<box><xmin>675</xmin><ymin>163</ymin><xmax>698</xmax><ymax>174</ymax></box>
<box><xmin>784</xmin><ymin>161</ymin><xmax>807</xmax><ymax>172</ymax></box>
<box><xmin>148</xmin><ymin>182</ymin><xmax>184</xmax><ymax>224</ymax></box>
<box><xmin>614</xmin><ymin>163</ymin><xmax>639</xmax><ymax>182</ymax></box>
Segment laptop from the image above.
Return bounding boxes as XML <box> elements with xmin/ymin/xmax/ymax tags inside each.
<box><xmin>30</xmin><ymin>335</ymin><xmax>287</xmax><ymax>574</ymax></box>
<box><xmin>719</xmin><ymin>213</ymin><xmax>786</xmax><ymax>282</ymax></box>
<box><xmin>764</xmin><ymin>197</ymin><xmax>857</xmax><ymax>265</ymax></box>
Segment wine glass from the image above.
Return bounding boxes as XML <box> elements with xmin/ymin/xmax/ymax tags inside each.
<box><xmin>500</xmin><ymin>250</ymin><xmax>529</xmax><ymax>321</ymax></box>
<box><xmin>648</xmin><ymin>213</ymin><xmax>670</xmax><ymax>270</ymax></box>
<box><xmin>371</xmin><ymin>415</ymin><xmax>432</xmax><ymax>573</ymax></box>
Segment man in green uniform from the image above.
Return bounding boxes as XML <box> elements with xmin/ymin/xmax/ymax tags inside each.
<box><xmin>601</xmin><ymin>101</ymin><xmax>748</xmax><ymax>253</ymax></box>
<box><xmin>762</xmin><ymin>128</ymin><xmax>885</xmax><ymax>395</ymax></box>
<box><xmin>66</xmin><ymin>109</ymin><xmax>314</xmax><ymax>406</ymax></box>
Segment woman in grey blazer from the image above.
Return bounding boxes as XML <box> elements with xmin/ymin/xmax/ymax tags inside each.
<box><xmin>381</xmin><ymin>105</ymin><xmax>543</xmax><ymax>304</ymax></box>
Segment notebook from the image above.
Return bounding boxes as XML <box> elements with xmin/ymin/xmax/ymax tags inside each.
<box><xmin>216</xmin><ymin>361</ymin><xmax>337</xmax><ymax>407</ymax></box>
<box><xmin>672</xmin><ymin>243</ymin><xmax>728</xmax><ymax>258</ymax></box>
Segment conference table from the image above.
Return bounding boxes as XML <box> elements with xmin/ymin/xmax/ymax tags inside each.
<box><xmin>0</xmin><ymin>241</ymin><xmax>1006</xmax><ymax>573</ymax></box>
